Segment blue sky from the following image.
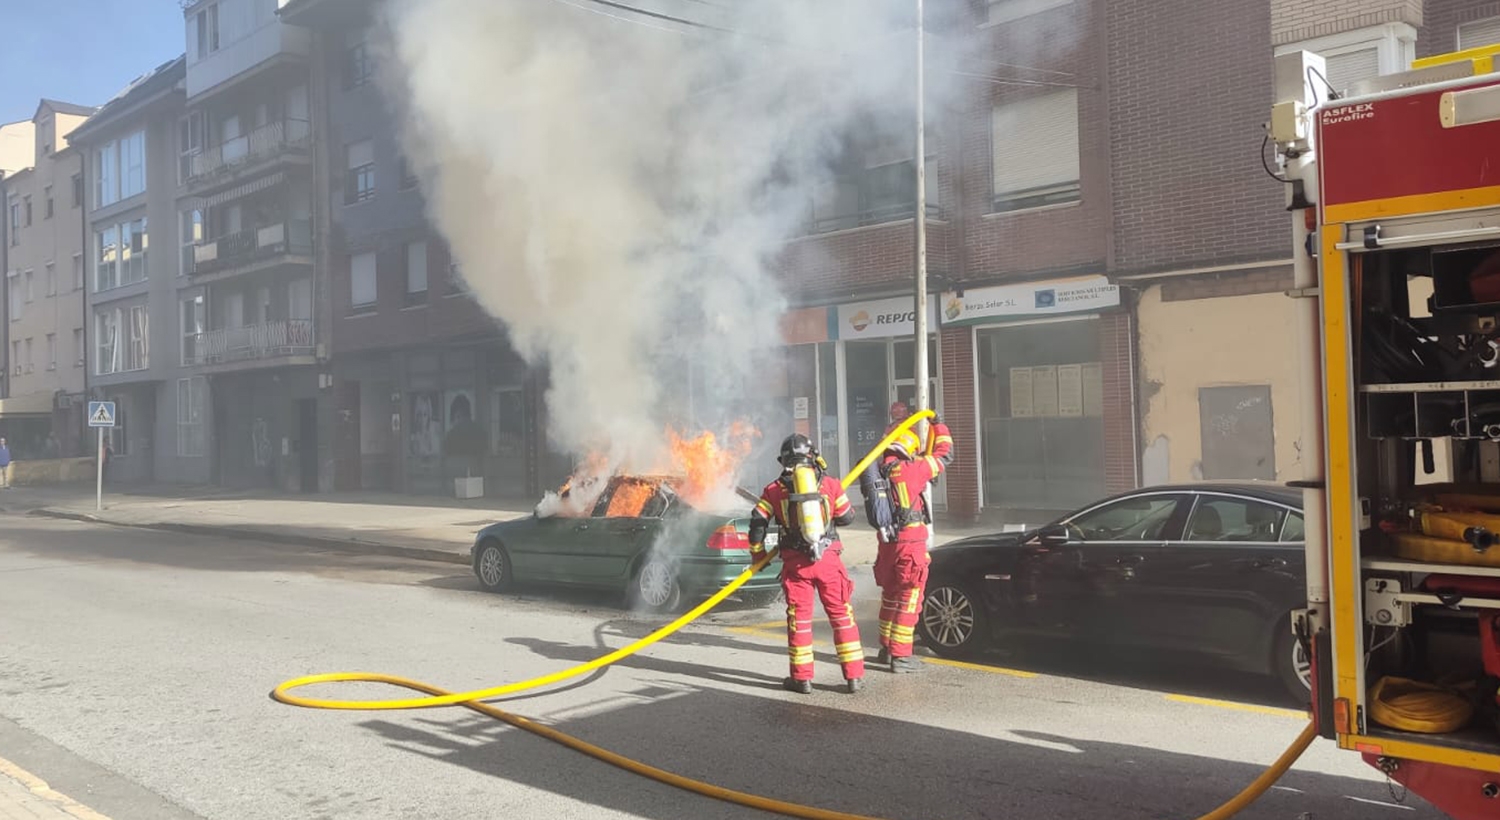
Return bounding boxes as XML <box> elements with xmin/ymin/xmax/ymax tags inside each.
<box><xmin>1</xmin><ymin>1</ymin><xmax>186</xmax><ymax>124</ymax></box>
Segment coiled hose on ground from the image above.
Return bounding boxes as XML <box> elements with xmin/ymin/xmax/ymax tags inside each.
<box><xmin>273</xmin><ymin>411</ymin><xmax>1318</xmax><ymax>819</ymax></box>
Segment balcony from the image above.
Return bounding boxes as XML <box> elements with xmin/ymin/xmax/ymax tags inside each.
<box><xmin>183</xmin><ymin>320</ymin><xmax>315</xmax><ymax>369</ymax></box>
<box><xmin>187</xmin><ymin>119</ymin><xmax>311</xmax><ymax>185</ymax></box>
<box><xmin>805</xmin><ymin>201</ymin><xmax>945</xmax><ymax>236</ymax></box>
<box><xmin>192</xmin><ymin>219</ymin><xmax>312</xmax><ymax>279</ymax></box>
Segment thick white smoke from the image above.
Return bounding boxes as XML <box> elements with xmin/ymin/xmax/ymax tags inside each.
<box><xmin>377</xmin><ymin>0</ymin><xmax>959</xmax><ymax>492</ymax></box>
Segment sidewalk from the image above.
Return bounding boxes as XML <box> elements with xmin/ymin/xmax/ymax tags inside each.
<box><xmin>1</xmin><ymin>484</ymin><xmax>999</xmax><ymax>567</ymax></box>
<box><xmin>0</xmin><ymin>757</ymin><xmax>108</xmax><ymax>820</ymax></box>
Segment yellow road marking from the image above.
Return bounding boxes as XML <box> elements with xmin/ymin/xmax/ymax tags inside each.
<box><xmin>1165</xmin><ymin>694</ymin><xmax>1309</xmax><ymax>719</ymax></box>
<box><xmin>0</xmin><ymin>755</ymin><xmax>113</xmax><ymax>820</ymax></box>
<box><xmin>922</xmin><ymin>657</ymin><xmax>1038</xmax><ymax>678</ymax></box>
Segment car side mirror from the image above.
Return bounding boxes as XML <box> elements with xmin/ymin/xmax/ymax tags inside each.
<box><xmin>1039</xmin><ymin>524</ymin><xmax>1071</xmax><ymax>546</ymax></box>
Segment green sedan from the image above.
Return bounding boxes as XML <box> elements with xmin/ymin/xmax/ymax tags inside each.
<box><xmin>470</xmin><ymin>474</ymin><xmax>784</xmax><ymax>612</ymax></box>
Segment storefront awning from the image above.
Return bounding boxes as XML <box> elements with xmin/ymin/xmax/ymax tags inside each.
<box><xmin>0</xmin><ymin>391</ymin><xmax>56</xmax><ymax>417</ymax></box>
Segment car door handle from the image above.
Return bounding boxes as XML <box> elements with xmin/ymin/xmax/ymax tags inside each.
<box><xmin>1116</xmin><ymin>553</ymin><xmax>1145</xmax><ymax>566</ymax></box>
<box><xmin>1249</xmin><ymin>557</ymin><xmax>1287</xmax><ymax>569</ymax></box>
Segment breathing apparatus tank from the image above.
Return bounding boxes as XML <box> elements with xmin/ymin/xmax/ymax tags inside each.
<box><xmin>789</xmin><ymin>461</ymin><xmax>827</xmax><ymax>545</ymax></box>
<box><xmin>778</xmin><ymin>433</ymin><xmax>831</xmax><ymax>555</ymax></box>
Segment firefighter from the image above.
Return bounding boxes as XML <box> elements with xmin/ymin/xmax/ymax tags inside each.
<box><xmin>874</xmin><ymin>417</ymin><xmax>953</xmax><ymax>673</ymax></box>
<box><xmin>748</xmin><ymin>433</ymin><xmax>866</xmax><ymax>695</ymax></box>
<box><xmin>884</xmin><ymin>401</ymin><xmax>910</xmax><ymax>436</ymax></box>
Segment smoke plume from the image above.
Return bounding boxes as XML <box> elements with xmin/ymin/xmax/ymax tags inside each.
<box><xmin>377</xmin><ymin>0</ymin><xmax>955</xmax><ymax>489</ymax></box>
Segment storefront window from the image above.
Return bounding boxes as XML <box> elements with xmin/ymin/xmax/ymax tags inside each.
<box><xmin>977</xmin><ymin>319</ymin><xmax>1105</xmax><ymax>511</ymax></box>
<box><xmin>817</xmin><ymin>342</ymin><xmax>839</xmax><ymax>473</ymax></box>
<box><xmin>845</xmin><ymin>341</ymin><xmax>888</xmax><ymax>457</ymax></box>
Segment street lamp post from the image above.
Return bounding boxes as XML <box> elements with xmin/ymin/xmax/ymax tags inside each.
<box><xmin>913</xmin><ymin>0</ymin><xmax>934</xmax><ymax>547</ymax></box>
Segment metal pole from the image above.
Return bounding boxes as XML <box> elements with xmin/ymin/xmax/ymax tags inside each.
<box><xmin>913</xmin><ymin>0</ymin><xmax>934</xmax><ymax>547</ymax></box>
<box><xmin>96</xmin><ymin>427</ymin><xmax>103</xmax><ymax>511</ymax></box>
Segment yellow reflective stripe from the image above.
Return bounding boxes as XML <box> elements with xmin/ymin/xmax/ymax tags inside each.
<box><xmin>789</xmin><ymin>649</ymin><xmax>815</xmax><ymax>661</ymax></box>
<box><xmin>904</xmin><ymin>589</ymin><xmax>922</xmax><ymax>613</ymax></box>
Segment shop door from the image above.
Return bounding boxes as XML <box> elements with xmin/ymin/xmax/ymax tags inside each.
<box><xmin>844</xmin><ymin>341</ymin><xmax>889</xmax><ymax>464</ymax></box>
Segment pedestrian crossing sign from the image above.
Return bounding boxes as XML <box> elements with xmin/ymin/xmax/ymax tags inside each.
<box><xmin>88</xmin><ymin>401</ymin><xmax>116</xmax><ymax>428</ymax></box>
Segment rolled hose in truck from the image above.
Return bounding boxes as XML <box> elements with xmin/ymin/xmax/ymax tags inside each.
<box><xmin>272</xmin><ymin>410</ymin><xmax>1319</xmax><ymax>820</ymax></box>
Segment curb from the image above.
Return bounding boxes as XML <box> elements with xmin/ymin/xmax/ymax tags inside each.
<box><xmin>27</xmin><ymin>508</ymin><xmax>471</xmax><ymax>566</ymax></box>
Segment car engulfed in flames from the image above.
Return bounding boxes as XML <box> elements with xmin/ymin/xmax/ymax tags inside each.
<box><xmin>470</xmin><ymin>425</ymin><xmax>782</xmax><ymax>612</ymax></box>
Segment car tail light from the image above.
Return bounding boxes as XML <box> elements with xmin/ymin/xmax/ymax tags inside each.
<box><xmin>707</xmin><ymin>524</ymin><xmax>749</xmax><ymax>551</ymax></box>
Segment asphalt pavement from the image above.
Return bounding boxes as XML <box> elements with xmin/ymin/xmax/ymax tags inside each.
<box><xmin>0</xmin><ymin>515</ymin><xmax>1444</xmax><ymax>820</ymax></box>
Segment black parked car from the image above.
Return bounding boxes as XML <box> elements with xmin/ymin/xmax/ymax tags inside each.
<box><xmin>918</xmin><ymin>482</ymin><xmax>1311</xmax><ymax>700</ymax></box>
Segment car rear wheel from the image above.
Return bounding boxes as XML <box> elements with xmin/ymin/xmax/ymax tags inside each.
<box><xmin>474</xmin><ymin>539</ymin><xmax>514</xmax><ymax>593</ymax></box>
<box><xmin>1272</xmin><ymin>620</ymin><xmax>1313</xmax><ymax>704</ymax></box>
<box><xmin>919</xmin><ymin>583</ymin><xmax>989</xmax><ymax>658</ymax></box>
<box><xmin>629</xmin><ymin>556</ymin><xmax>683</xmax><ymax>613</ymax></box>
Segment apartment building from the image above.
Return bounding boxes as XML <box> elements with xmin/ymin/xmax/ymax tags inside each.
<box><xmin>70</xmin><ymin>57</ymin><xmax>201</xmax><ymax>484</ymax></box>
<box><xmin>171</xmin><ymin>0</ymin><xmax>326</xmax><ymax>492</ymax></box>
<box><xmin>281</xmin><ymin>0</ymin><xmax>561</xmax><ymax>499</ymax></box>
<box><xmin>0</xmin><ymin>100</ymin><xmax>94</xmax><ymax>459</ymax></box>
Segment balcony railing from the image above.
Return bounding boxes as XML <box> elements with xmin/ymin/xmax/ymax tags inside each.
<box><xmin>188</xmin><ymin>119</ymin><xmax>311</xmax><ymax>181</ymax></box>
<box><xmin>183</xmin><ymin>319</ymin><xmax>315</xmax><ymax>367</ymax></box>
<box><xmin>805</xmin><ymin>202</ymin><xmax>944</xmax><ymax>235</ymax></box>
<box><xmin>192</xmin><ymin>219</ymin><xmax>312</xmax><ymax>276</ymax></box>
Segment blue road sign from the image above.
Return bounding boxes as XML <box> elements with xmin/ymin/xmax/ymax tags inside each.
<box><xmin>87</xmin><ymin>401</ymin><xmax>116</xmax><ymax>428</ymax></box>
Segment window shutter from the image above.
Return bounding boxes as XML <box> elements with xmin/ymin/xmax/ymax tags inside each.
<box><xmin>346</xmin><ymin>140</ymin><xmax>374</xmax><ymax>170</ymax></box>
<box><xmin>1459</xmin><ymin>16</ymin><xmax>1500</xmax><ymax>50</ymax></box>
<box><xmin>351</xmin><ymin>251</ymin><xmax>377</xmax><ymax>307</ymax></box>
<box><xmin>991</xmin><ymin>88</ymin><xmax>1080</xmax><ymax>197</ymax></box>
<box><xmin>1325</xmin><ymin>47</ymin><xmax>1381</xmax><ymax>90</ymax></box>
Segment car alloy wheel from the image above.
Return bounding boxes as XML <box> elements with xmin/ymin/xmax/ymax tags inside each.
<box><xmin>1292</xmin><ymin>640</ymin><xmax>1311</xmax><ymax>691</ymax></box>
<box><xmin>637</xmin><ymin>559</ymin><xmax>678</xmax><ymax>609</ymax></box>
<box><xmin>474</xmin><ymin>540</ymin><xmax>513</xmax><ymax>592</ymax></box>
<box><xmin>922</xmin><ymin>585</ymin><xmax>977</xmax><ymax>649</ymax></box>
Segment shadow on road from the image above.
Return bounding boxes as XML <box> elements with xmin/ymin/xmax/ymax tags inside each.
<box><xmin>354</xmin><ymin>684</ymin><xmax>1439</xmax><ymax>820</ymax></box>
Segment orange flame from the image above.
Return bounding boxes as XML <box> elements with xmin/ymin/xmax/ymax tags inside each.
<box><xmin>605</xmin><ymin>479</ymin><xmax>656</xmax><ymax>517</ymax></box>
<box><xmin>663</xmin><ymin>421</ymin><xmax>760</xmax><ymax>507</ymax></box>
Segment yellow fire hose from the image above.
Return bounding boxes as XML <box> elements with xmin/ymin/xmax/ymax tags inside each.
<box><xmin>272</xmin><ymin>409</ymin><xmax>1318</xmax><ymax>819</ymax></box>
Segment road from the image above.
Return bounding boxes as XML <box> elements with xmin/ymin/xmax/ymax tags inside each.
<box><xmin>0</xmin><ymin>516</ymin><xmax>1442</xmax><ymax>820</ymax></box>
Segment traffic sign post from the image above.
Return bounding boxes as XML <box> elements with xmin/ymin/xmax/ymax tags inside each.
<box><xmin>87</xmin><ymin>402</ymin><xmax>116</xmax><ymax>511</ymax></box>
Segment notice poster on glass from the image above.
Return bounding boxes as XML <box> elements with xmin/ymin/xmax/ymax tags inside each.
<box><xmin>1009</xmin><ymin>367</ymin><xmax>1034</xmax><ymax>418</ymax></box>
<box><xmin>1031</xmin><ymin>365</ymin><xmax>1059</xmax><ymax>417</ymax></box>
<box><xmin>1082</xmin><ymin>362</ymin><xmax>1104</xmax><ymax>417</ymax></box>
<box><xmin>1057</xmin><ymin>364</ymin><xmax>1084</xmax><ymax>417</ymax></box>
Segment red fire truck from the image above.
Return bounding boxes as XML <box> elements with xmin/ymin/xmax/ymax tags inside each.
<box><xmin>1271</xmin><ymin>43</ymin><xmax>1500</xmax><ymax>819</ymax></box>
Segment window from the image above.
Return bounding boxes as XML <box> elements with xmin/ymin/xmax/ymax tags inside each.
<box><xmin>23</xmin><ymin>337</ymin><xmax>32</xmax><ymax>372</ymax></box>
<box><xmin>181</xmin><ymin>295</ymin><xmax>204</xmax><ymax>365</ymax></box>
<box><xmin>40</xmin><ymin>118</ymin><xmax>53</xmax><ymax>156</ymax></box>
<box><xmin>10</xmin><ymin>342</ymin><xmax>17</xmax><ymax>374</ymax></box>
<box><xmin>195</xmin><ymin>4</ymin><xmax>220</xmax><ymax>59</ymax></box>
<box><xmin>24</xmin><ymin>196</ymin><xmax>32</xmax><ymax>226</ymax></box>
<box><xmin>490</xmin><ymin>386</ymin><xmax>525</xmax><ymax>456</ymax></box>
<box><xmin>1182</xmin><ymin>496</ymin><xmax>1289</xmax><ymax>543</ymax></box>
<box><xmin>991</xmin><ymin>88</ymin><xmax>1080</xmax><ymax>212</ymax></box>
<box><xmin>6</xmin><ymin>272</ymin><xmax>18</xmax><ymax>321</ymax></box>
<box><xmin>405</xmin><ymin>241</ymin><xmax>428</xmax><ymax>304</ymax></box>
<box><xmin>71</xmin><ymin>174</ymin><xmax>82</xmax><ymax>208</ymax></box>
<box><xmin>1277</xmin><ymin>25</ymin><xmax>1417</xmax><ymax>96</ymax></box>
<box><xmin>178</xmin><ymin>112</ymin><xmax>204</xmax><ymax>182</ymax></box>
<box><xmin>1064</xmin><ymin>495</ymin><xmax>1186</xmax><ymax>542</ymax></box>
<box><xmin>345</xmin><ymin>140</ymin><xmax>375</xmax><ymax>204</ymax></box>
<box><xmin>180</xmin><ymin>209</ymin><xmax>203</xmax><ymax>276</ymax></box>
<box><xmin>8</xmin><ymin>199</ymin><xmax>18</xmax><ymax>244</ymax></box>
<box><xmin>43</xmin><ymin>186</ymin><xmax>53</xmax><ymax>219</ymax></box>
<box><xmin>104</xmin><ymin>395</ymin><xmax>126</xmax><ymax>455</ymax></box>
<box><xmin>1280</xmin><ymin>512</ymin><xmax>1305</xmax><ymax>543</ymax></box>
<box><xmin>44</xmin><ymin>262</ymin><xmax>54</xmax><ymax>296</ymax></box>
<box><xmin>350</xmin><ymin>251</ymin><xmax>377</xmax><ymax>312</ymax></box>
<box><xmin>45</xmin><ymin>333</ymin><xmax>55</xmax><ymax>370</ymax></box>
<box><xmin>127</xmin><ymin>305</ymin><xmax>149</xmax><ymax>371</ymax></box>
<box><xmin>73</xmin><ymin>328</ymin><xmax>84</xmax><ymax>367</ymax></box>
<box><xmin>344</xmin><ymin>33</ymin><xmax>373</xmax><ymax>89</ymax></box>
<box><xmin>23</xmin><ymin>270</ymin><xmax>33</xmax><ymax>303</ymax></box>
<box><xmin>177</xmin><ymin>378</ymin><xmax>206</xmax><ymax>457</ymax></box>
<box><xmin>1458</xmin><ymin>16</ymin><xmax>1500</xmax><ymax>50</ymax></box>
<box><xmin>398</xmin><ymin>156</ymin><xmax>419</xmax><ymax>189</ymax></box>
<box><xmin>986</xmin><ymin>0</ymin><xmax>1073</xmax><ymax>25</ymax></box>
<box><xmin>447</xmin><ymin>261</ymin><xmax>468</xmax><ymax>296</ymax></box>
<box><xmin>72</xmin><ymin>253</ymin><xmax>83</xmax><ymax>291</ymax></box>
<box><xmin>94</xmin><ymin>130</ymin><xmax>146</xmax><ymax>207</ymax></box>
<box><xmin>94</xmin><ymin>306</ymin><xmax>148</xmax><ymax>374</ymax></box>
<box><xmin>95</xmin><ymin>218</ymin><xmax>148</xmax><ymax>291</ymax></box>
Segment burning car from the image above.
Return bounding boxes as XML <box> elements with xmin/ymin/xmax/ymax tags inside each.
<box><xmin>469</xmin><ymin>473</ymin><xmax>783</xmax><ymax>612</ymax></box>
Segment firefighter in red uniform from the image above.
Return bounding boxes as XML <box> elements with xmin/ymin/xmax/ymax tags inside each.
<box><xmin>748</xmin><ymin>434</ymin><xmax>866</xmax><ymax>695</ymax></box>
<box><xmin>884</xmin><ymin>401</ymin><xmax>910</xmax><ymax>436</ymax></box>
<box><xmin>874</xmin><ymin>418</ymin><xmax>953</xmax><ymax>673</ymax></box>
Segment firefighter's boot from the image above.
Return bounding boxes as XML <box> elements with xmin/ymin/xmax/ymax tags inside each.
<box><xmin>846</xmin><ymin>677</ymin><xmax>864</xmax><ymax>694</ymax></box>
<box><xmin>890</xmin><ymin>656</ymin><xmax>924</xmax><ymax>674</ymax></box>
<box><xmin>783</xmin><ymin>677</ymin><xmax>813</xmax><ymax>695</ymax></box>
<box><xmin>875</xmin><ymin>648</ymin><xmax>891</xmax><ymax>666</ymax></box>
